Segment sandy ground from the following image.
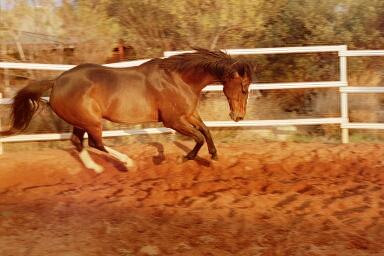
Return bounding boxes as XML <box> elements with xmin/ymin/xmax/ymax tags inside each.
<box><xmin>0</xmin><ymin>141</ymin><xmax>383</xmax><ymax>256</ymax></box>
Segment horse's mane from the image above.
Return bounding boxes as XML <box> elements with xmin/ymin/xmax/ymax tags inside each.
<box><xmin>159</xmin><ymin>48</ymin><xmax>252</xmax><ymax>81</ymax></box>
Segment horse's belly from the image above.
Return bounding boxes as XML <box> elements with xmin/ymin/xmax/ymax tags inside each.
<box><xmin>103</xmin><ymin>101</ymin><xmax>159</xmax><ymax>124</ymax></box>
<box><xmin>105</xmin><ymin>113</ymin><xmax>158</xmax><ymax>124</ymax></box>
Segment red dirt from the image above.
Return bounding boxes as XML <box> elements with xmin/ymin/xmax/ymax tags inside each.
<box><xmin>0</xmin><ymin>141</ymin><xmax>383</xmax><ymax>256</ymax></box>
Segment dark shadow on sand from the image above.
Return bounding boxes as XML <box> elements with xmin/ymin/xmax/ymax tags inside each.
<box><xmin>173</xmin><ymin>141</ymin><xmax>211</xmax><ymax>167</ymax></box>
<box><xmin>147</xmin><ymin>142</ymin><xmax>165</xmax><ymax>165</ymax></box>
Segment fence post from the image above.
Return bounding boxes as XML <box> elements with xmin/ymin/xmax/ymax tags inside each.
<box><xmin>0</xmin><ymin>92</ymin><xmax>3</xmax><ymax>154</ymax></box>
<box><xmin>340</xmin><ymin>92</ymin><xmax>349</xmax><ymax>143</ymax></box>
<box><xmin>339</xmin><ymin>45</ymin><xmax>349</xmax><ymax>143</ymax></box>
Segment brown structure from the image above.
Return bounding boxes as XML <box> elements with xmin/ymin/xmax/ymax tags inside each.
<box><xmin>107</xmin><ymin>39</ymin><xmax>136</xmax><ymax>63</ymax></box>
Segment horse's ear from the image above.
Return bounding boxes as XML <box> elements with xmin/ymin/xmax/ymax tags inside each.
<box><xmin>233</xmin><ymin>72</ymin><xmax>240</xmax><ymax>78</ymax></box>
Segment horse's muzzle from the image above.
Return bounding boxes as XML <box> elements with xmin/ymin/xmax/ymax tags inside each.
<box><xmin>229</xmin><ymin>112</ymin><xmax>244</xmax><ymax>122</ymax></box>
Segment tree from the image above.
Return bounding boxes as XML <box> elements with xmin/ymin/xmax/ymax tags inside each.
<box><xmin>0</xmin><ymin>0</ymin><xmax>63</xmax><ymax>62</ymax></box>
<box><xmin>108</xmin><ymin>0</ymin><xmax>266</xmax><ymax>57</ymax></box>
<box><xmin>58</xmin><ymin>0</ymin><xmax>121</xmax><ymax>63</ymax></box>
<box><xmin>0</xmin><ymin>0</ymin><xmax>122</xmax><ymax>64</ymax></box>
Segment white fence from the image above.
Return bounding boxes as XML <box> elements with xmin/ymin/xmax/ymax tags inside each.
<box><xmin>1</xmin><ymin>45</ymin><xmax>384</xmax><ymax>153</ymax></box>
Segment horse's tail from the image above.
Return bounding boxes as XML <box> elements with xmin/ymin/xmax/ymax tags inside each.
<box><xmin>0</xmin><ymin>79</ymin><xmax>54</xmax><ymax>135</ymax></box>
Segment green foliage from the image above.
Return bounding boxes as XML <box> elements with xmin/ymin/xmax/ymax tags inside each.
<box><xmin>0</xmin><ymin>0</ymin><xmax>121</xmax><ymax>63</ymax></box>
<box><xmin>2</xmin><ymin>0</ymin><xmax>384</xmax><ymax>61</ymax></box>
<box><xmin>108</xmin><ymin>0</ymin><xmax>266</xmax><ymax>57</ymax></box>
<box><xmin>57</xmin><ymin>0</ymin><xmax>121</xmax><ymax>62</ymax></box>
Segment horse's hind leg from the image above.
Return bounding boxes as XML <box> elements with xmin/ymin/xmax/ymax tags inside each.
<box><xmin>104</xmin><ymin>146</ymin><xmax>134</xmax><ymax>167</ymax></box>
<box><xmin>86</xmin><ymin>125</ymin><xmax>134</xmax><ymax>168</ymax></box>
<box><xmin>71</xmin><ymin>127</ymin><xmax>85</xmax><ymax>152</ymax></box>
<box><xmin>71</xmin><ymin>127</ymin><xmax>104</xmax><ymax>173</ymax></box>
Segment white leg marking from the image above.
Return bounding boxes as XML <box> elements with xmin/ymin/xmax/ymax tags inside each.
<box><xmin>79</xmin><ymin>149</ymin><xmax>104</xmax><ymax>173</ymax></box>
<box><xmin>105</xmin><ymin>146</ymin><xmax>134</xmax><ymax>167</ymax></box>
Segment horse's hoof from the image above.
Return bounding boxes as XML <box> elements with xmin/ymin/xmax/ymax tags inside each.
<box><xmin>124</xmin><ymin>158</ymin><xmax>135</xmax><ymax>168</ymax></box>
<box><xmin>92</xmin><ymin>165</ymin><xmax>104</xmax><ymax>174</ymax></box>
<box><xmin>176</xmin><ymin>155</ymin><xmax>192</xmax><ymax>163</ymax></box>
<box><xmin>211</xmin><ymin>154</ymin><xmax>219</xmax><ymax>161</ymax></box>
<box><xmin>184</xmin><ymin>154</ymin><xmax>196</xmax><ymax>161</ymax></box>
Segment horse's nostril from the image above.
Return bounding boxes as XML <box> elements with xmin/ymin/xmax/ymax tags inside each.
<box><xmin>230</xmin><ymin>112</ymin><xmax>244</xmax><ymax>122</ymax></box>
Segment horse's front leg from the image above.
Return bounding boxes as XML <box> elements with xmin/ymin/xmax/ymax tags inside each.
<box><xmin>169</xmin><ymin>116</ymin><xmax>205</xmax><ymax>160</ymax></box>
<box><xmin>190</xmin><ymin>112</ymin><xmax>218</xmax><ymax>160</ymax></box>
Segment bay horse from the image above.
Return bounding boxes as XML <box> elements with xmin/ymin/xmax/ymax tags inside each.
<box><xmin>1</xmin><ymin>48</ymin><xmax>252</xmax><ymax>173</ymax></box>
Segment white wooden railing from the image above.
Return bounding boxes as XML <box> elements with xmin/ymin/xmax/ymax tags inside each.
<box><xmin>1</xmin><ymin>45</ymin><xmax>384</xmax><ymax>153</ymax></box>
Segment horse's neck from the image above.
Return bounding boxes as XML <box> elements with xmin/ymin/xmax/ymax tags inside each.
<box><xmin>181</xmin><ymin>70</ymin><xmax>219</xmax><ymax>94</ymax></box>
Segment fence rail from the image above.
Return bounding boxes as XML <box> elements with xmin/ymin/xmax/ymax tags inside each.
<box><xmin>339</xmin><ymin>50</ymin><xmax>384</xmax><ymax>57</ymax></box>
<box><xmin>1</xmin><ymin>45</ymin><xmax>384</xmax><ymax>152</ymax></box>
<box><xmin>0</xmin><ymin>59</ymin><xmax>151</xmax><ymax>71</ymax></box>
<box><xmin>164</xmin><ymin>45</ymin><xmax>347</xmax><ymax>57</ymax></box>
<box><xmin>203</xmin><ymin>81</ymin><xmax>347</xmax><ymax>92</ymax></box>
<box><xmin>340</xmin><ymin>87</ymin><xmax>384</xmax><ymax>93</ymax></box>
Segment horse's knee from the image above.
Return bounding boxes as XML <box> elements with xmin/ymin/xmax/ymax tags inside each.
<box><xmin>195</xmin><ymin>133</ymin><xmax>205</xmax><ymax>146</ymax></box>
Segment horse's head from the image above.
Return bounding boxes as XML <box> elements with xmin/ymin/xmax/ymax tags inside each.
<box><xmin>223</xmin><ymin>62</ymin><xmax>252</xmax><ymax>122</ymax></box>
<box><xmin>159</xmin><ymin>49</ymin><xmax>252</xmax><ymax>122</ymax></box>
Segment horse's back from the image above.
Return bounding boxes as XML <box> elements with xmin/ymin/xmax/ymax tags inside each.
<box><xmin>50</xmin><ymin>63</ymin><xmax>160</xmax><ymax>125</ymax></box>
